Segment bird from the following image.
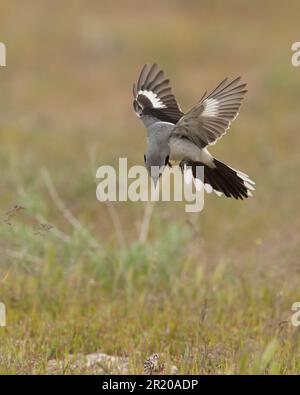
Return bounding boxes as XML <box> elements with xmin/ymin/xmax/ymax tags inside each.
<box><xmin>133</xmin><ymin>63</ymin><xmax>255</xmax><ymax>199</ymax></box>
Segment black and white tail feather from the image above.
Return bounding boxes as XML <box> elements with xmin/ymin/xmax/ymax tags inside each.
<box><xmin>133</xmin><ymin>63</ymin><xmax>255</xmax><ymax>200</ymax></box>
<box><xmin>183</xmin><ymin>159</ymin><xmax>255</xmax><ymax>200</ymax></box>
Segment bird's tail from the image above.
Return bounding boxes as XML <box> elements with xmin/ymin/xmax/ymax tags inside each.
<box><xmin>187</xmin><ymin>158</ymin><xmax>255</xmax><ymax>199</ymax></box>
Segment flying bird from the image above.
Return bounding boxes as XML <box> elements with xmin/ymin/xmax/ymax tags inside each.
<box><xmin>133</xmin><ymin>63</ymin><xmax>255</xmax><ymax>199</ymax></box>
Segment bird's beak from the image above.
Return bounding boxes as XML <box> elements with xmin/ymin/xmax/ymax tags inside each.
<box><xmin>150</xmin><ymin>166</ymin><xmax>161</xmax><ymax>189</ymax></box>
<box><xmin>152</xmin><ymin>176</ymin><xmax>159</xmax><ymax>188</ymax></box>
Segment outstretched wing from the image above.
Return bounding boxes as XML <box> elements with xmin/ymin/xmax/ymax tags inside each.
<box><xmin>133</xmin><ymin>63</ymin><xmax>184</xmax><ymax>124</ymax></box>
<box><xmin>174</xmin><ymin>77</ymin><xmax>247</xmax><ymax>148</ymax></box>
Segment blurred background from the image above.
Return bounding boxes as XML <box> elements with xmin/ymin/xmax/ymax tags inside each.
<box><xmin>0</xmin><ymin>0</ymin><xmax>300</xmax><ymax>374</ymax></box>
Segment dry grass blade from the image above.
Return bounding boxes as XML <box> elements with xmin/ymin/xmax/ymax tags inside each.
<box><xmin>139</xmin><ymin>200</ymin><xmax>156</xmax><ymax>243</ymax></box>
<box><xmin>41</xmin><ymin>168</ymin><xmax>100</xmax><ymax>250</ymax></box>
<box><xmin>0</xmin><ymin>246</ymin><xmax>43</xmax><ymax>266</ymax></box>
<box><xmin>35</xmin><ymin>214</ymin><xmax>71</xmax><ymax>244</ymax></box>
<box><xmin>104</xmin><ymin>201</ymin><xmax>127</xmax><ymax>250</ymax></box>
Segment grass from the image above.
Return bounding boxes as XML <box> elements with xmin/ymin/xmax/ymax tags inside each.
<box><xmin>1</xmin><ymin>0</ymin><xmax>300</xmax><ymax>374</ymax></box>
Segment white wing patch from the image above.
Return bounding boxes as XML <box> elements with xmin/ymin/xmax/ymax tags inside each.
<box><xmin>138</xmin><ymin>90</ymin><xmax>166</xmax><ymax>109</ymax></box>
<box><xmin>202</xmin><ymin>98</ymin><xmax>219</xmax><ymax>117</ymax></box>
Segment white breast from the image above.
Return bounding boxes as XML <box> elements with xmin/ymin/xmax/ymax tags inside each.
<box><xmin>169</xmin><ymin>136</ymin><xmax>214</xmax><ymax>167</ymax></box>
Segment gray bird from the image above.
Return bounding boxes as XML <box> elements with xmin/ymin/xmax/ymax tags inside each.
<box><xmin>133</xmin><ymin>63</ymin><xmax>255</xmax><ymax>199</ymax></box>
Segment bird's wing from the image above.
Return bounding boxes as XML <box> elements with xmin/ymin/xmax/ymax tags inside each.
<box><xmin>174</xmin><ymin>77</ymin><xmax>247</xmax><ymax>148</ymax></box>
<box><xmin>133</xmin><ymin>63</ymin><xmax>184</xmax><ymax>124</ymax></box>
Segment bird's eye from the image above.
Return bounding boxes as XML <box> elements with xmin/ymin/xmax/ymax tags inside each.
<box><xmin>165</xmin><ymin>155</ymin><xmax>169</xmax><ymax>166</ymax></box>
<box><xmin>144</xmin><ymin>154</ymin><xmax>147</xmax><ymax>163</ymax></box>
